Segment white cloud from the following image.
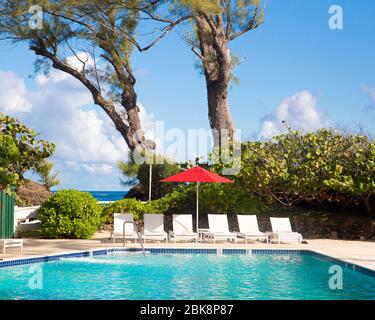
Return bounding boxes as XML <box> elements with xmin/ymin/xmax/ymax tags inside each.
<box><xmin>0</xmin><ymin>71</ymin><xmax>32</xmax><ymax>113</ymax></box>
<box><xmin>83</xmin><ymin>164</ymin><xmax>113</xmax><ymax>175</ymax></box>
<box><xmin>66</xmin><ymin>52</ymin><xmax>94</xmax><ymax>72</ymax></box>
<box><xmin>259</xmin><ymin>90</ymin><xmax>328</xmax><ymax>139</ymax></box>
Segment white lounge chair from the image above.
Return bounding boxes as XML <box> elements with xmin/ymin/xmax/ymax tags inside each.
<box><xmin>1</xmin><ymin>239</ymin><xmax>23</xmax><ymax>255</ymax></box>
<box><xmin>169</xmin><ymin>214</ymin><xmax>198</xmax><ymax>243</ymax></box>
<box><xmin>143</xmin><ymin>214</ymin><xmax>168</xmax><ymax>243</ymax></box>
<box><xmin>235</xmin><ymin>215</ymin><xmax>269</xmax><ymax>244</ymax></box>
<box><xmin>110</xmin><ymin>213</ymin><xmax>138</xmax><ymax>243</ymax></box>
<box><xmin>206</xmin><ymin>214</ymin><xmax>237</xmax><ymax>244</ymax></box>
<box><xmin>269</xmin><ymin>217</ymin><xmax>303</xmax><ymax>244</ymax></box>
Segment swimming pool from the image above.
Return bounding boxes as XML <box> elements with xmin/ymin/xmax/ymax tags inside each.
<box><xmin>1</xmin><ymin>250</ymin><xmax>374</xmax><ymax>300</ymax></box>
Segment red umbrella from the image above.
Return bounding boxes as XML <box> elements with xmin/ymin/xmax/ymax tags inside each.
<box><xmin>160</xmin><ymin>166</ymin><xmax>233</xmax><ymax>232</ymax></box>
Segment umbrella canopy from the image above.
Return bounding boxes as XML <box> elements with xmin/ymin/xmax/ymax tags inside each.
<box><xmin>160</xmin><ymin>165</ymin><xmax>233</xmax><ymax>183</ymax></box>
<box><xmin>160</xmin><ymin>166</ymin><xmax>233</xmax><ymax>232</ymax></box>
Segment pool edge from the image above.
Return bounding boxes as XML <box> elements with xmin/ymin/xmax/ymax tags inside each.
<box><xmin>1</xmin><ymin>247</ymin><xmax>374</xmax><ymax>278</ymax></box>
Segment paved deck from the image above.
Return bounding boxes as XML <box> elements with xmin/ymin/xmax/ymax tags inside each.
<box><xmin>1</xmin><ymin>238</ymin><xmax>375</xmax><ymax>271</ymax></box>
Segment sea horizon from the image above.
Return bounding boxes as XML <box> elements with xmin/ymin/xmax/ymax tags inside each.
<box><xmin>52</xmin><ymin>190</ymin><xmax>128</xmax><ymax>202</ymax></box>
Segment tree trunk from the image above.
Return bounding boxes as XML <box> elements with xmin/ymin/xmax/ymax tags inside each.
<box><xmin>195</xmin><ymin>14</ymin><xmax>235</xmax><ymax>148</ymax></box>
<box><xmin>121</xmin><ymin>85</ymin><xmax>156</xmax><ymax>151</ymax></box>
<box><xmin>206</xmin><ymin>77</ymin><xmax>235</xmax><ymax>147</ymax></box>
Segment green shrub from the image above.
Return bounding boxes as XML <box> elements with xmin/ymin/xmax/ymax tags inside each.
<box><xmin>152</xmin><ymin>183</ymin><xmax>264</xmax><ymax>215</ymax></box>
<box><xmin>152</xmin><ymin>185</ymin><xmax>195</xmax><ymax>213</ymax></box>
<box><xmin>102</xmin><ymin>198</ymin><xmax>166</xmax><ymax>224</ymax></box>
<box><xmin>37</xmin><ymin>190</ymin><xmax>102</xmax><ymax>239</ymax></box>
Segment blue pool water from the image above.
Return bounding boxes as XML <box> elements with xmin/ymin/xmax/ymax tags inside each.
<box><xmin>0</xmin><ymin>253</ymin><xmax>374</xmax><ymax>300</ymax></box>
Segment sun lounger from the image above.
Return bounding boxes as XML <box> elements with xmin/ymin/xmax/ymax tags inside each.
<box><xmin>269</xmin><ymin>217</ymin><xmax>303</xmax><ymax>244</ymax></box>
<box><xmin>1</xmin><ymin>239</ymin><xmax>23</xmax><ymax>255</ymax></box>
<box><xmin>206</xmin><ymin>214</ymin><xmax>237</xmax><ymax>244</ymax></box>
<box><xmin>110</xmin><ymin>213</ymin><xmax>138</xmax><ymax>243</ymax></box>
<box><xmin>169</xmin><ymin>214</ymin><xmax>198</xmax><ymax>243</ymax></box>
<box><xmin>142</xmin><ymin>214</ymin><xmax>168</xmax><ymax>243</ymax></box>
<box><xmin>235</xmin><ymin>215</ymin><xmax>269</xmax><ymax>244</ymax></box>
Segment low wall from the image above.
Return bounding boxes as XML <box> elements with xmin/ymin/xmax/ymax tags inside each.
<box><xmin>163</xmin><ymin>212</ymin><xmax>375</xmax><ymax>241</ymax></box>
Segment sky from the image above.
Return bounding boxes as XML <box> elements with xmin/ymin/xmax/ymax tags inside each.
<box><xmin>0</xmin><ymin>0</ymin><xmax>375</xmax><ymax>191</ymax></box>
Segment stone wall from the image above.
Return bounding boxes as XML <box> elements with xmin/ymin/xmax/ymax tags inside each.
<box><xmin>164</xmin><ymin>212</ymin><xmax>375</xmax><ymax>241</ymax></box>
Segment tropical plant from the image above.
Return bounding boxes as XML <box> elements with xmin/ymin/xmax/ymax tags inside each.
<box><xmin>0</xmin><ymin>113</ymin><xmax>55</xmax><ymax>191</ymax></box>
<box><xmin>37</xmin><ymin>190</ymin><xmax>102</xmax><ymax>239</ymax></box>
<box><xmin>36</xmin><ymin>160</ymin><xmax>61</xmax><ymax>191</ymax></box>
<box><xmin>238</xmin><ymin>128</ymin><xmax>375</xmax><ymax>215</ymax></box>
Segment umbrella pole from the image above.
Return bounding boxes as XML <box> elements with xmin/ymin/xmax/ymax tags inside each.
<box><xmin>148</xmin><ymin>164</ymin><xmax>152</xmax><ymax>202</ymax></box>
<box><xmin>196</xmin><ymin>182</ymin><xmax>199</xmax><ymax>233</ymax></box>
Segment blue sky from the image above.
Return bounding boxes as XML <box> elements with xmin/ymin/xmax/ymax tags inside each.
<box><xmin>0</xmin><ymin>0</ymin><xmax>374</xmax><ymax>190</ymax></box>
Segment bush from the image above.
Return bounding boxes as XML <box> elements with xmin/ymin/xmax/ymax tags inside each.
<box><xmin>102</xmin><ymin>198</ymin><xmax>166</xmax><ymax>224</ymax></box>
<box><xmin>152</xmin><ymin>183</ymin><xmax>264</xmax><ymax>215</ymax></box>
<box><xmin>37</xmin><ymin>190</ymin><xmax>102</xmax><ymax>239</ymax></box>
<box><xmin>238</xmin><ymin>128</ymin><xmax>375</xmax><ymax>215</ymax></box>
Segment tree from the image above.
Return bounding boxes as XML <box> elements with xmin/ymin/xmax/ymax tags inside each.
<box><xmin>119</xmin><ymin>152</ymin><xmax>182</xmax><ymax>200</ymax></box>
<box><xmin>0</xmin><ymin>0</ymin><xmax>187</xmax><ymax>153</ymax></box>
<box><xmin>178</xmin><ymin>0</ymin><xmax>265</xmax><ymax>146</ymax></box>
<box><xmin>36</xmin><ymin>160</ymin><xmax>61</xmax><ymax>191</ymax></box>
<box><xmin>0</xmin><ymin>113</ymin><xmax>55</xmax><ymax>191</ymax></box>
<box><xmin>0</xmin><ymin>133</ymin><xmax>20</xmax><ymax>190</ymax></box>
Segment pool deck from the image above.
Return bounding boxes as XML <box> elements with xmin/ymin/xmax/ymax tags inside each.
<box><xmin>1</xmin><ymin>238</ymin><xmax>375</xmax><ymax>271</ymax></box>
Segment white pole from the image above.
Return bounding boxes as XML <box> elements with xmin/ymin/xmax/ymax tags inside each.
<box><xmin>149</xmin><ymin>164</ymin><xmax>152</xmax><ymax>202</ymax></box>
<box><xmin>196</xmin><ymin>182</ymin><xmax>199</xmax><ymax>232</ymax></box>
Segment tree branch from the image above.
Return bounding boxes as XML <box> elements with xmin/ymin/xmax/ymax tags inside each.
<box><xmin>191</xmin><ymin>46</ymin><xmax>205</xmax><ymax>61</ymax></box>
<box><xmin>228</xmin><ymin>5</ymin><xmax>262</xmax><ymax>41</ymax></box>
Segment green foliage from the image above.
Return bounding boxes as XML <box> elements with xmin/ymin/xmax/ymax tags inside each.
<box><xmin>102</xmin><ymin>198</ymin><xmax>166</xmax><ymax>224</ymax></box>
<box><xmin>0</xmin><ymin>134</ymin><xmax>20</xmax><ymax>191</ymax></box>
<box><xmin>36</xmin><ymin>160</ymin><xmax>61</xmax><ymax>191</ymax></box>
<box><xmin>118</xmin><ymin>152</ymin><xmax>140</xmax><ymax>185</ymax></box>
<box><xmin>179</xmin><ymin>0</ymin><xmax>222</xmax><ymax>14</ymax></box>
<box><xmin>179</xmin><ymin>0</ymin><xmax>265</xmax><ymax>81</ymax></box>
<box><xmin>152</xmin><ymin>185</ymin><xmax>195</xmax><ymax>213</ymax></box>
<box><xmin>151</xmin><ymin>179</ymin><xmax>263</xmax><ymax>215</ymax></box>
<box><xmin>199</xmin><ymin>182</ymin><xmax>263</xmax><ymax>214</ymax></box>
<box><xmin>0</xmin><ymin>113</ymin><xmax>55</xmax><ymax>191</ymax></box>
<box><xmin>37</xmin><ymin>190</ymin><xmax>102</xmax><ymax>239</ymax></box>
<box><xmin>151</xmin><ymin>129</ymin><xmax>375</xmax><ymax>216</ymax></box>
<box><xmin>151</xmin><ymin>129</ymin><xmax>374</xmax><ymax>216</ymax></box>
<box><xmin>238</xmin><ymin>128</ymin><xmax>375</xmax><ymax>214</ymax></box>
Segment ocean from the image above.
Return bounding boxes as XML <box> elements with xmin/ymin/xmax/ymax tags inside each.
<box><xmin>52</xmin><ymin>191</ymin><xmax>128</xmax><ymax>202</ymax></box>
<box><xmin>86</xmin><ymin>191</ymin><xmax>127</xmax><ymax>202</ymax></box>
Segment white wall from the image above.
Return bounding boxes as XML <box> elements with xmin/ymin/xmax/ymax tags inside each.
<box><xmin>14</xmin><ymin>206</ymin><xmax>40</xmax><ymax>232</ymax></box>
